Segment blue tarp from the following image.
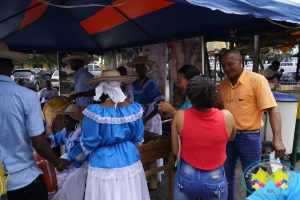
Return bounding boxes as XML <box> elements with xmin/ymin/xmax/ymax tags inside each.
<box><xmin>0</xmin><ymin>0</ymin><xmax>299</xmax><ymax>54</ymax></box>
<box><xmin>179</xmin><ymin>0</ymin><xmax>300</xmax><ymax>24</ymax></box>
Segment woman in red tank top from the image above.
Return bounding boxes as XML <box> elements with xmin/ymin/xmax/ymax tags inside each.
<box><xmin>172</xmin><ymin>75</ymin><xmax>236</xmax><ymax>200</ymax></box>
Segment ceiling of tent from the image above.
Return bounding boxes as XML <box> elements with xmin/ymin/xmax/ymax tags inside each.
<box><xmin>1</xmin><ymin>0</ymin><xmax>299</xmax><ymax>54</ymax></box>
<box><xmin>235</xmin><ymin>30</ymin><xmax>300</xmax><ymax>56</ymax></box>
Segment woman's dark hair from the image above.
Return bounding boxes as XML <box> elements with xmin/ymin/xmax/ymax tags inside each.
<box><xmin>186</xmin><ymin>75</ymin><xmax>217</xmax><ymax>109</ymax></box>
<box><xmin>177</xmin><ymin>65</ymin><xmax>200</xmax><ymax>81</ymax></box>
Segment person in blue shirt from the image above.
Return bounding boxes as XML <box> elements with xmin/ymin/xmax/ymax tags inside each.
<box><xmin>62</xmin><ymin>52</ymin><xmax>95</xmax><ymax>107</ymax></box>
<box><xmin>158</xmin><ymin>65</ymin><xmax>200</xmax><ymax>118</ymax></box>
<box><xmin>48</xmin><ymin>112</ymin><xmax>89</xmax><ymax>200</ymax></box>
<box><xmin>75</xmin><ymin>69</ymin><xmax>150</xmax><ymax>200</ymax></box>
<box><xmin>0</xmin><ymin>41</ymin><xmax>69</xmax><ymax>200</ymax></box>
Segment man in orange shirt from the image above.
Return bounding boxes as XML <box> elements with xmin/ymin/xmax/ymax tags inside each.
<box><xmin>218</xmin><ymin>49</ymin><xmax>286</xmax><ymax>200</ymax></box>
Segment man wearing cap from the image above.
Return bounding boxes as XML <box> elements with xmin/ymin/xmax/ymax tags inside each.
<box><xmin>0</xmin><ymin>41</ymin><xmax>70</xmax><ymax>199</ymax></box>
<box><xmin>218</xmin><ymin>49</ymin><xmax>285</xmax><ymax>200</ymax></box>
<box><xmin>62</xmin><ymin>52</ymin><xmax>95</xmax><ymax>107</ymax></box>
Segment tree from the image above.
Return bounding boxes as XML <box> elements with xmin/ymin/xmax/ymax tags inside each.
<box><xmin>40</xmin><ymin>55</ymin><xmax>57</xmax><ymax>69</ymax></box>
<box><xmin>89</xmin><ymin>55</ymin><xmax>100</xmax><ymax>64</ymax></box>
<box><xmin>23</xmin><ymin>54</ymin><xmax>57</xmax><ymax>69</ymax></box>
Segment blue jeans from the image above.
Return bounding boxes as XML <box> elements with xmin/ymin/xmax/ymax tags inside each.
<box><xmin>174</xmin><ymin>159</ymin><xmax>228</xmax><ymax>200</ymax></box>
<box><xmin>224</xmin><ymin>132</ymin><xmax>262</xmax><ymax>200</ymax></box>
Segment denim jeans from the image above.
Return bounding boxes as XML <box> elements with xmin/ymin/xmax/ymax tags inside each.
<box><xmin>174</xmin><ymin>159</ymin><xmax>228</xmax><ymax>200</ymax></box>
<box><xmin>224</xmin><ymin>132</ymin><xmax>262</xmax><ymax>200</ymax></box>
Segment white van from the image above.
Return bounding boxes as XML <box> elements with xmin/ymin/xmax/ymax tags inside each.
<box><xmin>280</xmin><ymin>62</ymin><xmax>297</xmax><ymax>72</ymax></box>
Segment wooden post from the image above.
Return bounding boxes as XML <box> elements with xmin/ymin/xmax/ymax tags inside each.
<box><xmin>168</xmin><ymin>152</ymin><xmax>174</xmax><ymax>200</ymax></box>
<box><xmin>148</xmin><ymin>161</ymin><xmax>158</xmax><ymax>189</ymax></box>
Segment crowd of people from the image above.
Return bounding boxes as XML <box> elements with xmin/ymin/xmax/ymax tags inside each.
<box><xmin>0</xmin><ymin>40</ymin><xmax>287</xmax><ymax>200</ymax></box>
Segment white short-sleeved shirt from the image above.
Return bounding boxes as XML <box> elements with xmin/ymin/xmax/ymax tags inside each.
<box><xmin>265</xmin><ymin>67</ymin><xmax>280</xmax><ymax>80</ymax></box>
<box><xmin>40</xmin><ymin>87</ymin><xmax>59</xmax><ymax>102</ymax></box>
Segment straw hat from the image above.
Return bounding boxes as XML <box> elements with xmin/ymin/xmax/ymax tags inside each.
<box><xmin>54</xmin><ymin>104</ymin><xmax>86</xmax><ymax>115</ymax></box>
<box><xmin>84</xmin><ymin>69</ymin><xmax>136</xmax><ymax>88</ymax></box>
<box><xmin>0</xmin><ymin>41</ymin><xmax>29</xmax><ymax>64</ymax></box>
<box><xmin>62</xmin><ymin>52</ymin><xmax>91</xmax><ymax>65</ymax></box>
<box><xmin>126</xmin><ymin>56</ymin><xmax>156</xmax><ymax>67</ymax></box>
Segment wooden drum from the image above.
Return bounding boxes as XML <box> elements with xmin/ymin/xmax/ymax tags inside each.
<box><xmin>36</xmin><ymin>153</ymin><xmax>58</xmax><ymax>195</ymax></box>
<box><xmin>42</xmin><ymin>96</ymin><xmax>68</xmax><ymax>134</ymax></box>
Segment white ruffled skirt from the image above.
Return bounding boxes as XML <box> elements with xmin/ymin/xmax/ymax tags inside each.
<box><xmin>52</xmin><ymin>161</ymin><xmax>88</xmax><ymax>200</ymax></box>
<box><xmin>85</xmin><ymin>160</ymin><xmax>150</xmax><ymax>200</ymax></box>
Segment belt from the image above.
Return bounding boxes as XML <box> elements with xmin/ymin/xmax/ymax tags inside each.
<box><xmin>236</xmin><ymin>130</ymin><xmax>260</xmax><ymax>134</ymax></box>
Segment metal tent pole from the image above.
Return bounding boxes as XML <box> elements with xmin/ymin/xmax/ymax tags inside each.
<box><xmin>253</xmin><ymin>35</ymin><xmax>260</xmax><ymax>73</ymax></box>
<box><xmin>290</xmin><ymin>46</ymin><xmax>300</xmax><ymax>168</ymax></box>
<box><xmin>201</xmin><ymin>36</ymin><xmax>205</xmax><ymax>75</ymax></box>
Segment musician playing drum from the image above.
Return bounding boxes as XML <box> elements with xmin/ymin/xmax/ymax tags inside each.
<box><xmin>62</xmin><ymin>52</ymin><xmax>95</xmax><ymax>107</ymax></box>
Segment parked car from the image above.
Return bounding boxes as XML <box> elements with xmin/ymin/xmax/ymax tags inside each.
<box><xmin>88</xmin><ymin>69</ymin><xmax>101</xmax><ymax>77</ymax></box>
<box><xmin>88</xmin><ymin>64</ymin><xmax>100</xmax><ymax>70</ymax></box>
<box><xmin>12</xmin><ymin>68</ymin><xmax>50</xmax><ymax>91</ymax></box>
<box><xmin>51</xmin><ymin>70</ymin><xmax>60</xmax><ymax>88</ymax></box>
<box><xmin>280</xmin><ymin>62</ymin><xmax>297</xmax><ymax>72</ymax></box>
<box><xmin>279</xmin><ymin>72</ymin><xmax>300</xmax><ymax>82</ymax></box>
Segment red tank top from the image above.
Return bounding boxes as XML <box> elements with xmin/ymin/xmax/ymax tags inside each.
<box><xmin>180</xmin><ymin>107</ymin><xmax>229</xmax><ymax>170</ymax></box>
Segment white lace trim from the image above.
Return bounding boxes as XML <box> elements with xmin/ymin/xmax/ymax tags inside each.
<box><xmin>134</xmin><ymin>139</ymin><xmax>144</xmax><ymax>146</ymax></box>
<box><xmin>154</xmin><ymin>95</ymin><xmax>165</xmax><ymax>103</ymax></box>
<box><xmin>80</xmin><ymin>137</ymin><xmax>91</xmax><ymax>156</ymax></box>
<box><xmin>133</xmin><ymin>79</ymin><xmax>157</xmax><ymax>95</ymax></box>
<box><xmin>49</xmin><ymin>135</ymin><xmax>56</xmax><ymax>148</ymax></box>
<box><xmin>66</xmin><ymin>126</ymin><xmax>82</xmax><ymax>153</ymax></box>
<box><xmin>82</xmin><ymin>107</ymin><xmax>143</xmax><ymax>124</ymax></box>
<box><xmin>61</xmin><ymin>128</ymin><xmax>67</xmax><ymax>145</ymax></box>
<box><xmin>88</xmin><ymin>160</ymin><xmax>144</xmax><ymax>180</ymax></box>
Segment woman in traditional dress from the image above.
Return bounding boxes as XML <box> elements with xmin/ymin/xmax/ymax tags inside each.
<box><xmin>47</xmin><ymin>107</ymin><xmax>89</xmax><ymax>200</ymax></box>
<box><xmin>127</xmin><ymin>56</ymin><xmax>165</xmax><ymax>134</ymax></box>
<box><xmin>127</xmin><ymin>56</ymin><xmax>165</xmax><ymax>184</ymax></box>
<box><xmin>76</xmin><ymin>69</ymin><xmax>150</xmax><ymax>200</ymax></box>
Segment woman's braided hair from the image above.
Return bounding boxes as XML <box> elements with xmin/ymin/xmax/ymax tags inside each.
<box><xmin>186</xmin><ymin>75</ymin><xmax>217</xmax><ymax>109</ymax></box>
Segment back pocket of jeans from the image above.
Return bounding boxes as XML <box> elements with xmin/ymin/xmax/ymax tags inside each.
<box><xmin>206</xmin><ymin>180</ymin><xmax>226</xmax><ymax>199</ymax></box>
<box><xmin>176</xmin><ymin>173</ymin><xmax>191</xmax><ymax>196</ymax></box>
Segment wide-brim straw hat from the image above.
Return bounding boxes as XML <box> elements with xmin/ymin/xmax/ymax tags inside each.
<box><xmin>126</xmin><ymin>56</ymin><xmax>156</xmax><ymax>67</ymax></box>
<box><xmin>54</xmin><ymin>104</ymin><xmax>86</xmax><ymax>116</ymax></box>
<box><xmin>85</xmin><ymin>69</ymin><xmax>136</xmax><ymax>88</ymax></box>
<box><xmin>62</xmin><ymin>52</ymin><xmax>91</xmax><ymax>65</ymax></box>
<box><xmin>0</xmin><ymin>41</ymin><xmax>29</xmax><ymax>64</ymax></box>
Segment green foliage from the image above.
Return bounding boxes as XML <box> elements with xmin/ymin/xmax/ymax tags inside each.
<box><xmin>89</xmin><ymin>55</ymin><xmax>100</xmax><ymax>64</ymax></box>
<box><xmin>22</xmin><ymin>54</ymin><xmax>57</xmax><ymax>69</ymax></box>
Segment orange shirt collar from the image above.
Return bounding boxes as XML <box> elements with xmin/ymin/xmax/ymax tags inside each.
<box><xmin>225</xmin><ymin>68</ymin><xmax>247</xmax><ymax>87</ymax></box>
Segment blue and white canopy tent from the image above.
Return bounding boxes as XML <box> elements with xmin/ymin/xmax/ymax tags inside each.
<box><xmin>0</xmin><ymin>0</ymin><xmax>299</xmax><ymax>54</ymax></box>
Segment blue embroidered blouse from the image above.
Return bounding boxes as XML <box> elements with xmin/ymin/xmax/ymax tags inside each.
<box><xmin>50</xmin><ymin>127</ymin><xmax>88</xmax><ymax>168</ymax></box>
<box><xmin>132</xmin><ymin>78</ymin><xmax>165</xmax><ymax>118</ymax></box>
<box><xmin>81</xmin><ymin>102</ymin><xmax>144</xmax><ymax>168</ymax></box>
